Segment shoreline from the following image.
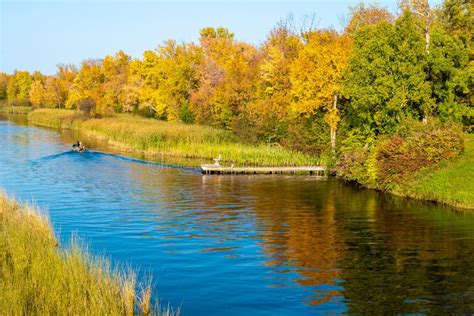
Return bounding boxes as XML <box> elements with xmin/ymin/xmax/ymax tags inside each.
<box><xmin>27</xmin><ymin>109</ymin><xmax>323</xmax><ymax>167</ymax></box>
<box><xmin>24</xmin><ymin>108</ymin><xmax>474</xmax><ymax>210</ymax></box>
<box><xmin>0</xmin><ymin>192</ymin><xmax>174</xmax><ymax>315</ymax></box>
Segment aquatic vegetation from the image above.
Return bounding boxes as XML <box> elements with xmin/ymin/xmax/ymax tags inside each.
<box><xmin>28</xmin><ymin>109</ymin><xmax>321</xmax><ymax>166</ymax></box>
<box><xmin>0</xmin><ymin>105</ymin><xmax>32</xmax><ymax>114</ymax></box>
<box><xmin>27</xmin><ymin>108</ymin><xmax>84</xmax><ymax>129</ymax></box>
<box><xmin>0</xmin><ymin>192</ymin><xmax>178</xmax><ymax>315</ymax></box>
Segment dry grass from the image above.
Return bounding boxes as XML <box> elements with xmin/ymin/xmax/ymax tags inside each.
<box><xmin>0</xmin><ymin>106</ymin><xmax>32</xmax><ymax>114</ymax></box>
<box><xmin>0</xmin><ymin>192</ymin><xmax>177</xmax><ymax>315</ymax></box>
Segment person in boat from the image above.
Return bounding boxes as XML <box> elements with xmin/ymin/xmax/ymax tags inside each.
<box><xmin>72</xmin><ymin>141</ymin><xmax>85</xmax><ymax>152</ymax></box>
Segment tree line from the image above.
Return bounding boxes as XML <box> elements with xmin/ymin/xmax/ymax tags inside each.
<box><xmin>1</xmin><ymin>0</ymin><xmax>471</xmax><ymax>156</ymax></box>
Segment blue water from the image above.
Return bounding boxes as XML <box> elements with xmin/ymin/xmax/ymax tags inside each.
<box><xmin>1</xmin><ymin>117</ymin><xmax>474</xmax><ymax>314</ymax></box>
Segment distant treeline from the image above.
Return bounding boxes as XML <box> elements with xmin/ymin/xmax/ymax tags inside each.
<box><xmin>1</xmin><ymin>0</ymin><xmax>472</xmax><ymax>155</ymax></box>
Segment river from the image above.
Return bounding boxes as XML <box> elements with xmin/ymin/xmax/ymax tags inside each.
<box><xmin>1</xmin><ymin>114</ymin><xmax>473</xmax><ymax>315</ymax></box>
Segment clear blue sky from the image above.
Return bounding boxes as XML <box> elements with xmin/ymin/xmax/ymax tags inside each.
<box><xmin>1</xmin><ymin>0</ymin><xmax>442</xmax><ymax>75</ymax></box>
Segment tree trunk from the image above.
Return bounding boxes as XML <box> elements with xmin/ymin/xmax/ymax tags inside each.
<box><xmin>331</xmin><ymin>94</ymin><xmax>337</xmax><ymax>155</ymax></box>
<box><xmin>425</xmin><ymin>29</ymin><xmax>430</xmax><ymax>52</ymax></box>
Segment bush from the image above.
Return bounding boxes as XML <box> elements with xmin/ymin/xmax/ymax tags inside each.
<box><xmin>78</xmin><ymin>98</ymin><xmax>96</xmax><ymax>117</ymax></box>
<box><xmin>9</xmin><ymin>99</ymin><xmax>31</xmax><ymax>107</ymax></box>
<box><xmin>336</xmin><ymin>119</ymin><xmax>464</xmax><ymax>190</ymax></box>
<box><xmin>376</xmin><ymin>119</ymin><xmax>464</xmax><ymax>189</ymax></box>
<box><xmin>336</xmin><ymin>130</ymin><xmax>377</xmax><ymax>186</ymax></box>
<box><xmin>284</xmin><ymin>114</ymin><xmax>331</xmax><ymax>156</ymax></box>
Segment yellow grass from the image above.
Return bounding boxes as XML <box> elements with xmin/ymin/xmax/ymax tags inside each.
<box><xmin>28</xmin><ymin>109</ymin><xmax>322</xmax><ymax>166</ymax></box>
<box><xmin>0</xmin><ymin>192</ymin><xmax>178</xmax><ymax>315</ymax></box>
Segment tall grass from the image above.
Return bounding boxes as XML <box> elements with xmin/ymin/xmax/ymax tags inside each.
<box><xmin>0</xmin><ymin>106</ymin><xmax>32</xmax><ymax>114</ymax></box>
<box><xmin>27</xmin><ymin>108</ymin><xmax>84</xmax><ymax>129</ymax></box>
<box><xmin>402</xmin><ymin>134</ymin><xmax>474</xmax><ymax>209</ymax></box>
<box><xmin>28</xmin><ymin>109</ymin><xmax>322</xmax><ymax>166</ymax></box>
<box><xmin>0</xmin><ymin>192</ymin><xmax>177</xmax><ymax>315</ymax></box>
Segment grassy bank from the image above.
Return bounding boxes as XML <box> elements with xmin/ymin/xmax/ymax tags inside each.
<box><xmin>0</xmin><ymin>105</ymin><xmax>32</xmax><ymax>114</ymax></box>
<box><xmin>0</xmin><ymin>192</ymin><xmax>175</xmax><ymax>315</ymax></box>
<box><xmin>399</xmin><ymin>134</ymin><xmax>474</xmax><ymax>209</ymax></box>
<box><xmin>28</xmin><ymin>109</ymin><xmax>322</xmax><ymax>166</ymax></box>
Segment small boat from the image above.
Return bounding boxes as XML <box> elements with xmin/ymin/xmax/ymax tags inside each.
<box><xmin>72</xmin><ymin>145</ymin><xmax>86</xmax><ymax>153</ymax></box>
<box><xmin>72</xmin><ymin>141</ymin><xmax>86</xmax><ymax>153</ymax></box>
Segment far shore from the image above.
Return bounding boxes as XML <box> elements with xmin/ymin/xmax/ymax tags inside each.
<box><xmin>23</xmin><ymin>108</ymin><xmax>474</xmax><ymax>211</ymax></box>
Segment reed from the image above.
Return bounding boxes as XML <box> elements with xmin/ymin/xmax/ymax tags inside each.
<box><xmin>28</xmin><ymin>109</ymin><xmax>321</xmax><ymax>166</ymax></box>
<box><xmin>27</xmin><ymin>108</ymin><xmax>84</xmax><ymax>129</ymax></box>
<box><xmin>0</xmin><ymin>192</ymin><xmax>177</xmax><ymax>315</ymax></box>
<box><xmin>0</xmin><ymin>106</ymin><xmax>32</xmax><ymax>114</ymax></box>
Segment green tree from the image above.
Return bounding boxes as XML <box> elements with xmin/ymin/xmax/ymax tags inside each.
<box><xmin>428</xmin><ymin>27</ymin><xmax>471</xmax><ymax>122</ymax></box>
<box><xmin>439</xmin><ymin>0</ymin><xmax>473</xmax><ymax>129</ymax></box>
<box><xmin>342</xmin><ymin>11</ymin><xmax>433</xmax><ymax>135</ymax></box>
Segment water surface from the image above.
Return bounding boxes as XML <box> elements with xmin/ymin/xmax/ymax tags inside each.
<box><xmin>1</xmin><ymin>115</ymin><xmax>473</xmax><ymax>315</ymax></box>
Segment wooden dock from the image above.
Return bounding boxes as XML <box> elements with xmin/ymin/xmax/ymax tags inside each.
<box><xmin>200</xmin><ymin>164</ymin><xmax>326</xmax><ymax>175</ymax></box>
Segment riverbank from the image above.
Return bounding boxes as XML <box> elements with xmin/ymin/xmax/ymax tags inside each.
<box><xmin>396</xmin><ymin>134</ymin><xmax>474</xmax><ymax>210</ymax></box>
<box><xmin>0</xmin><ymin>192</ymin><xmax>174</xmax><ymax>315</ymax></box>
<box><xmin>26</xmin><ymin>109</ymin><xmax>473</xmax><ymax>210</ymax></box>
<box><xmin>0</xmin><ymin>105</ymin><xmax>32</xmax><ymax>114</ymax></box>
<box><xmin>28</xmin><ymin>109</ymin><xmax>322</xmax><ymax>166</ymax></box>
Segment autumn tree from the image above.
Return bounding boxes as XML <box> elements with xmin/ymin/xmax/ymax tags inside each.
<box><xmin>190</xmin><ymin>27</ymin><xmax>234</xmax><ymax>125</ymax></box>
<box><xmin>191</xmin><ymin>27</ymin><xmax>257</xmax><ymax>129</ymax></box>
<box><xmin>247</xmin><ymin>24</ymin><xmax>302</xmax><ymax>143</ymax></box>
<box><xmin>6</xmin><ymin>71</ymin><xmax>33</xmax><ymax>105</ymax></box>
<box><xmin>0</xmin><ymin>73</ymin><xmax>8</xmax><ymax>100</ymax></box>
<box><xmin>118</xmin><ymin>60</ymin><xmax>141</xmax><ymax>114</ymax></box>
<box><xmin>29</xmin><ymin>80</ymin><xmax>46</xmax><ymax>106</ymax></box>
<box><xmin>344</xmin><ymin>3</ymin><xmax>393</xmax><ymax>34</ymax></box>
<box><xmin>65</xmin><ymin>59</ymin><xmax>104</xmax><ymax>116</ymax></box>
<box><xmin>100</xmin><ymin>50</ymin><xmax>131</xmax><ymax>114</ymax></box>
<box><xmin>135</xmin><ymin>41</ymin><xmax>199</xmax><ymax>121</ymax></box>
<box><xmin>290</xmin><ymin>30</ymin><xmax>352</xmax><ymax>153</ymax></box>
<box><xmin>56</xmin><ymin>64</ymin><xmax>78</xmax><ymax>108</ymax></box>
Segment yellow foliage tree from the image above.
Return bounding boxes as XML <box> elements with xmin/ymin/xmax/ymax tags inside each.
<box><xmin>29</xmin><ymin>80</ymin><xmax>46</xmax><ymax>106</ymax></box>
<box><xmin>290</xmin><ymin>31</ymin><xmax>352</xmax><ymax>153</ymax></box>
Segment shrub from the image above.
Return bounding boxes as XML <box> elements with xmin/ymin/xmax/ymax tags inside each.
<box><xmin>376</xmin><ymin>119</ymin><xmax>464</xmax><ymax>189</ymax></box>
<box><xmin>9</xmin><ymin>98</ymin><xmax>31</xmax><ymax>107</ymax></box>
<box><xmin>78</xmin><ymin>98</ymin><xmax>96</xmax><ymax>117</ymax></box>
<box><xmin>336</xmin><ymin>130</ymin><xmax>377</xmax><ymax>186</ymax></box>
<box><xmin>336</xmin><ymin>119</ymin><xmax>464</xmax><ymax>190</ymax></box>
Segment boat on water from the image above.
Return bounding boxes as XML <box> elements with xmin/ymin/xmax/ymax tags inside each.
<box><xmin>72</xmin><ymin>141</ymin><xmax>86</xmax><ymax>153</ymax></box>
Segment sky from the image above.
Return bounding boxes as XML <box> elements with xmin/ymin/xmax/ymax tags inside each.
<box><xmin>1</xmin><ymin>0</ymin><xmax>443</xmax><ymax>75</ymax></box>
